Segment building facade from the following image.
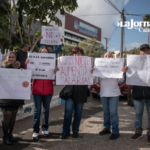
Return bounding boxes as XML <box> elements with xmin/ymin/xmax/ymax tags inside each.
<box><xmin>51</xmin><ymin>12</ymin><xmax>102</xmax><ymax>46</ymax></box>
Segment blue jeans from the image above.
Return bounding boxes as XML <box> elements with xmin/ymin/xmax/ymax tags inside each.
<box><xmin>62</xmin><ymin>98</ymin><xmax>84</xmax><ymax>135</ymax></box>
<box><xmin>101</xmin><ymin>96</ymin><xmax>119</xmax><ymax>134</ymax></box>
<box><xmin>32</xmin><ymin>94</ymin><xmax>52</xmax><ymax>133</ymax></box>
<box><xmin>134</xmin><ymin>99</ymin><xmax>150</xmax><ymax>135</ymax></box>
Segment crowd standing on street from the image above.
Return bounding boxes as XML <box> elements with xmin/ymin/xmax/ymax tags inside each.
<box><xmin>0</xmin><ymin>42</ymin><xmax>150</xmax><ymax>146</ymax></box>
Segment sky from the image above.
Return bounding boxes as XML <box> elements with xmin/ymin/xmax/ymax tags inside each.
<box><xmin>72</xmin><ymin>0</ymin><xmax>150</xmax><ymax>52</ymax></box>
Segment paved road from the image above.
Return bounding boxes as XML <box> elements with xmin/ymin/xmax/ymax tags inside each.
<box><xmin>0</xmin><ymin>96</ymin><xmax>149</xmax><ymax>150</ymax></box>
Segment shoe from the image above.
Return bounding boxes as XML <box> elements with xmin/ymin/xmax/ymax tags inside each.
<box><xmin>9</xmin><ymin>134</ymin><xmax>15</xmax><ymax>142</ymax></box>
<box><xmin>147</xmin><ymin>136</ymin><xmax>150</xmax><ymax>144</ymax></box>
<box><xmin>59</xmin><ymin>133</ymin><xmax>70</xmax><ymax>139</ymax></box>
<box><xmin>109</xmin><ymin>133</ymin><xmax>120</xmax><ymax>140</ymax></box>
<box><xmin>42</xmin><ymin>130</ymin><xmax>50</xmax><ymax>137</ymax></box>
<box><xmin>99</xmin><ymin>128</ymin><xmax>111</xmax><ymax>135</ymax></box>
<box><xmin>3</xmin><ymin>136</ymin><xmax>13</xmax><ymax>145</ymax></box>
<box><xmin>131</xmin><ymin>132</ymin><xmax>142</xmax><ymax>140</ymax></box>
<box><xmin>32</xmin><ymin>133</ymin><xmax>39</xmax><ymax>140</ymax></box>
<box><xmin>72</xmin><ymin>132</ymin><xmax>79</xmax><ymax>138</ymax></box>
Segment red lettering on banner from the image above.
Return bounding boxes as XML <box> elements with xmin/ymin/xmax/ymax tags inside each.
<box><xmin>77</xmin><ymin>76</ymin><xmax>82</xmax><ymax>84</ymax></box>
<box><xmin>60</xmin><ymin>77</ymin><xmax>65</xmax><ymax>83</ymax></box>
<box><xmin>83</xmin><ymin>77</ymin><xmax>89</xmax><ymax>84</ymax></box>
<box><xmin>60</xmin><ymin>67</ymin><xmax>67</xmax><ymax>76</ymax></box>
<box><xmin>87</xmin><ymin>57</ymin><xmax>91</xmax><ymax>65</ymax></box>
<box><xmin>60</xmin><ymin>76</ymin><xmax>92</xmax><ymax>85</ymax></box>
<box><xmin>72</xmin><ymin>77</ymin><xmax>77</xmax><ymax>84</ymax></box>
<box><xmin>46</xmin><ymin>32</ymin><xmax>54</xmax><ymax>38</ymax></box>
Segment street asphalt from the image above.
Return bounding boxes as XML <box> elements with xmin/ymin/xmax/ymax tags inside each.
<box><xmin>0</xmin><ymin>95</ymin><xmax>150</xmax><ymax>150</ymax></box>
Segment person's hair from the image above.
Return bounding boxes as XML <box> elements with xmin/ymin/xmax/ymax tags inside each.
<box><xmin>72</xmin><ymin>46</ymin><xmax>84</xmax><ymax>55</ymax></box>
<box><xmin>39</xmin><ymin>46</ymin><xmax>48</xmax><ymax>53</ymax></box>
<box><xmin>6</xmin><ymin>51</ymin><xmax>17</xmax><ymax>58</ymax></box>
<box><xmin>21</xmin><ymin>44</ymin><xmax>28</xmax><ymax>49</ymax></box>
<box><xmin>46</xmin><ymin>45</ymin><xmax>53</xmax><ymax>49</ymax></box>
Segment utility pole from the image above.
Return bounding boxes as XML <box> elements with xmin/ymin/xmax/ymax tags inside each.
<box><xmin>120</xmin><ymin>9</ymin><xmax>125</xmax><ymax>58</ymax></box>
<box><xmin>103</xmin><ymin>37</ymin><xmax>110</xmax><ymax>52</ymax></box>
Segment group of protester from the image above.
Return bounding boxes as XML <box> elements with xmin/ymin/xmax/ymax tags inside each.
<box><xmin>0</xmin><ymin>40</ymin><xmax>150</xmax><ymax>146</ymax></box>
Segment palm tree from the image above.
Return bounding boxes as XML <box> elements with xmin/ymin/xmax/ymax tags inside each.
<box><xmin>143</xmin><ymin>15</ymin><xmax>150</xmax><ymax>45</ymax></box>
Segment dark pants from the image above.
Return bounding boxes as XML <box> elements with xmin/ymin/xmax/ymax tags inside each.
<box><xmin>62</xmin><ymin>98</ymin><xmax>84</xmax><ymax>135</ymax></box>
<box><xmin>32</xmin><ymin>94</ymin><xmax>52</xmax><ymax>133</ymax></box>
<box><xmin>127</xmin><ymin>85</ymin><xmax>133</xmax><ymax>106</ymax></box>
<box><xmin>134</xmin><ymin>99</ymin><xmax>150</xmax><ymax>135</ymax></box>
<box><xmin>1</xmin><ymin>107</ymin><xmax>18</xmax><ymax>137</ymax></box>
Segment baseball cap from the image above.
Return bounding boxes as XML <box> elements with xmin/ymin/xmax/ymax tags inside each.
<box><xmin>140</xmin><ymin>44</ymin><xmax>149</xmax><ymax>50</ymax></box>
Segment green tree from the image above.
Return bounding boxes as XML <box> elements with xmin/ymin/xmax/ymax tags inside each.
<box><xmin>12</xmin><ymin>0</ymin><xmax>78</xmax><ymax>52</ymax></box>
<box><xmin>123</xmin><ymin>47</ymin><xmax>139</xmax><ymax>58</ymax></box>
<box><xmin>0</xmin><ymin>0</ymin><xmax>11</xmax><ymax>52</ymax></box>
<box><xmin>60</xmin><ymin>44</ymin><xmax>74</xmax><ymax>55</ymax></box>
<box><xmin>78</xmin><ymin>38</ymin><xmax>104</xmax><ymax>57</ymax></box>
<box><xmin>143</xmin><ymin>14</ymin><xmax>150</xmax><ymax>45</ymax></box>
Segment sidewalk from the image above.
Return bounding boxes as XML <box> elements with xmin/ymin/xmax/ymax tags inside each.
<box><xmin>0</xmin><ymin>96</ymin><xmax>149</xmax><ymax>150</ymax></box>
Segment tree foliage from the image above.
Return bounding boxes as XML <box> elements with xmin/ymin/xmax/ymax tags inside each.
<box><xmin>0</xmin><ymin>0</ymin><xmax>11</xmax><ymax>51</ymax></box>
<box><xmin>60</xmin><ymin>44</ymin><xmax>74</xmax><ymax>55</ymax></box>
<box><xmin>12</xmin><ymin>0</ymin><xmax>78</xmax><ymax>52</ymax></box>
<box><xmin>78</xmin><ymin>38</ymin><xmax>104</xmax><ymax>57</ymax></box>
<box><xmin>123</xmin><ymin>47</ymin><xmax>139</xmax><ymax>58</ymax></box>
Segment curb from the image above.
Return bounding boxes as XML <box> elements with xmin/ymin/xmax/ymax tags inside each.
<box><xmin>0</xmin><ymin>95</ymin><xmax>63</xmax><ymax>126</ymax></box>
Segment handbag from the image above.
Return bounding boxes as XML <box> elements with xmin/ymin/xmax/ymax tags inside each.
<box><xmin>59</xmin><ymin>85</ymin><xmax>74</xmax><ymax>100</ymax></box>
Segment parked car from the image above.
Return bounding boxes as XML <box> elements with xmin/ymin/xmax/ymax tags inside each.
<box><xmin>91</xmin><ymin>81</ymin><xmax>128</xmax><ymax>98</ymax></box>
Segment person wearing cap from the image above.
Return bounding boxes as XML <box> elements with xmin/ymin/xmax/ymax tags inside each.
<box><xmin>123</xmin><ymin>44</ymin><xmax>150</xmax><ymax>144</ymax></box>
<box><xmin>40</xmin><ymin>38</ymin><xmax>63</xmax><ymax>55</ymax></box>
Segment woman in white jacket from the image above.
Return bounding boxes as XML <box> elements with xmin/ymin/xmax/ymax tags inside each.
<box><xmin>91</xmin><ymin>52</ymin><xmax>126</xmax><ymax>140</ymax></box>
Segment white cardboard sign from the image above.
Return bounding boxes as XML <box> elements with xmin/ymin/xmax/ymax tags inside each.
<box><xmin>127</xmin><ymin>55</ymin><xmax>150</xmax><ymax>86</ymax></box>
<box><xmin>0</xmin><ymin>69</ymin><xmax>32</xmax><ymax>99</ymax></box>
<box><xmin>56</xmin><ymin>56</ymin><xmax>93</xmax><ymax>85</ymax></box>
<box><xmin>93</xmin><ymin>58</ymin><xmax>124</xmax><ymax>78</ymax></box>
<box><xmin>27</xmin><ymin>53</ymin><xmax>56</xmax><ymax>80</ymax></box>
<box><xmin>41</xmin><ymin>26</ymin><xmax>62</xmax><ymax>45</ymax></box>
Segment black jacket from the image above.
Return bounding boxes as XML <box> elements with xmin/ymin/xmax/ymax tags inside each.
<box><xmin>132</xmin><ymin>85</ymin><xmax>150</xmax><ymax>100</ymax></box>
<box><xmin>0</xmin><ymin>60</ymin><xmax>24</xmax><ymax>107</ymax></box>
<box><xmin>16</xmin><ymin>49</ymin><xmax>27</xmax><ymax>68</ymax></box>
<box><xmin>72</xmin><ymin>85</ymin><xmax>89</xmax><ymax>103</ymax></box>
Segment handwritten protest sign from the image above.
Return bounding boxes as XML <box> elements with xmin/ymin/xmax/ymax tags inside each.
<box><xmin>41</xmin><ymin>26</ymin><xmax>62</xmax><ymax>45</ymax></box>
<box><xmin>56</xmin><ymin>56</ymin><xmax>93</xmax><ymax>85</ymax></box>
<box><xmin>93</xmin><ymin>58</ymin><xmax>124</xmax><ymax>78</ymax></box>
<box><xmin>0</xmin><ymin>69</ymin><xmax>32</xmax><ymax>99</ymax></box>
<box><xmin>27</xmin><ymin>53</ymin><xmax>56</xmax><ymax>80</ymax></box>
<box><xmin>126</xmin><ymin>55</ymin><xmax>150</xmax><ymax>86</ymax></box>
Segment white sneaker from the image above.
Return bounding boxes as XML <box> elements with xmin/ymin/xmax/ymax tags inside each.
<box><xmin>32</xmin><ymin>133</ymin><xmax>39</xmax><ymax>140</ymax></box>
<box><xmin>42</xmin><ymin>130</ymin><xmax>50</xmax><ymax>136</ymax></box>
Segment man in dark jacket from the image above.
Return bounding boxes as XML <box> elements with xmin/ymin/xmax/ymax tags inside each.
<box><xmin>127</xmin><ymin>44</ymin><xmax>150</xmax><ymax>144</ymax></box>
<box><xmin>16</xmin><ymin>44</ymin><xmax>29</xmax><ymax>68</ymax></box>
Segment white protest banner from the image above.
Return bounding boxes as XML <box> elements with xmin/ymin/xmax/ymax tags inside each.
<box><xmin>126</xmin><ymin>55</ymin><xmax>150</xmax><ymax>86</ymax></box>
<box><xmin>27</xmin><ymin>53</ymin><xmax>56</xmax><ymax>80</ymax></box>
<box><xmin>0</xmin><ymin>69</ymin><xmax>32</xmax><ymax>99</ymax></box>
<box><xmin>41</xmin><ymin>26</ymin><xmax>62</xmax><ymax>45</ymax></box>
<box><xmin>93</xmin><ymin>58</ymin><xmax>124</xmax><ymax>78</ymax></box>
<box><xmin>56</xmin><ymin>56</ymin><xmax>93</xmax><ymax>85</ymax></box>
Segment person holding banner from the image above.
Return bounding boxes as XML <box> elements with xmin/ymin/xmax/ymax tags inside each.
<box><xmin>123</xmin><ymin>44</ymin><xmax>150</xmax><ymax>144</ymax></box>
<box><xmin>54</xmin><ymin>47</ymin><xmax>90</xmax><ymax>139</ymax></box>
<box><xmin>40</xmin><ymin>36</ymin><xmax>63</xmax><ymax>55</ymax></box>
<box><xmin>25</xmin><ymin>46</ymin><xmax>55</xmax><ymax>140</ymax></box>
<box><xmin>0</xmin><ymin>52</ymin><xmax>24</xmax><ymax>145</ymax></box>
<box><xmin>91</xmin><ymin>52</ymin><xmax>126</xmax><ymax>140</ymax></box>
